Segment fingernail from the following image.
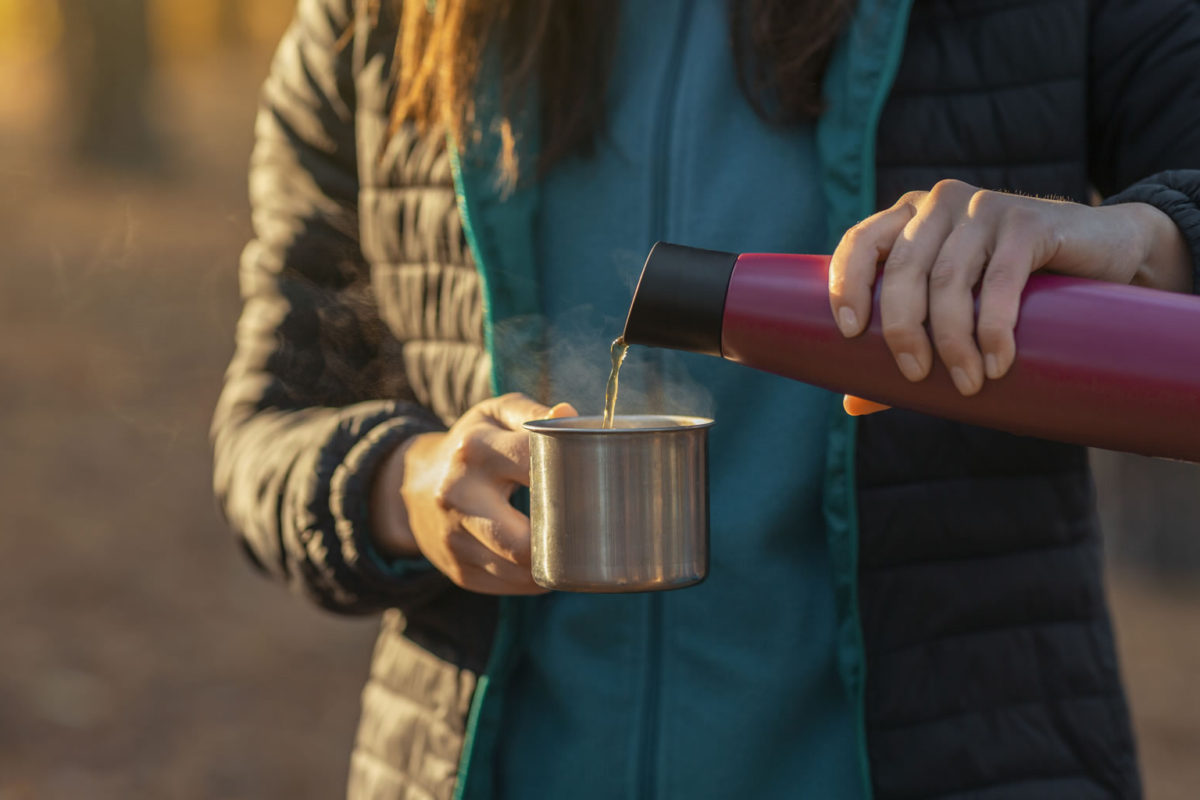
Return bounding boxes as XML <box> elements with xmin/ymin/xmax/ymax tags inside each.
<box><xmin>837</xmin><ymin>306</ymin><xmax>859</xmax><ymax>335</ymax></box>
<box><xmin>897</xmin><ymin>352</ymin><xmax>923</xmax><ymax>381</ymax></box>
<box><xmin>984</xmin><ymin>353</ymin><xmax>1001</xmax><ymax>380</ymax></box>
<box><xmin>951</xmin><ymin>366</ymin><xmax>975</xmax><ymax>395</ymax></box>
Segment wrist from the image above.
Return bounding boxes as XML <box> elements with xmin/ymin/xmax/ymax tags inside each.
<box><xmin>369</xmin><ymin>432</ymin><xmax>442</xmax><ymax>559</ymax></box>
<box><xmin>1121</xmin><ymin>202</ymin><xmax>1193</xmax><ymax>293</ymax></box>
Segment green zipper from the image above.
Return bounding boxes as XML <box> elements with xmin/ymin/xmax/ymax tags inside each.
<box><xmin>450</xmin><ymin>132</ymin><xmax>542</xmax><ymax>800</ymax></box>
<box><xmin>817</xmin><ymin>2</ymin><xmax>915</xmax><ymax>798</ymax></box>
<box><xmin>451</xmin><ymin>597</ymin><xmax>522</xmax><ymax>800</ymax></box>
<box><xmin>848</xmin><ymin>9</ymin><xmax>912</xmax><ymax>796</ymax></box>
<box><xmin>448</xmin><ymin>139</ymin><xmax>501</xmax><ymax>800</ymax></box>
<box><xmin>448</xmin><ymin>141</ymin><xmax>499</xmax><ymax>396</ymax></box>
<box><xmin>446</xmin><ymin>28</ymin><xmax>545</xmax><ymax>782</ymax></box>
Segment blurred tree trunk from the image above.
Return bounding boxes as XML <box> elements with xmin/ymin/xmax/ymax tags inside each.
<box><xmin>219</xmin><ymin>0</ymin><xmax>244</xmax><ymax>43</ymax></box>
<box><xmin>59</xmin><ymin>0</ymin><xmax>164</xmax><ymax>170</ymax></box>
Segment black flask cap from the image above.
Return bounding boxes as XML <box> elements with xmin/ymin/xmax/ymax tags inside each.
<box><xmin>621</xmin><ymin>242</ymin><xmax>738</xmax><ymax>357</ymax></box>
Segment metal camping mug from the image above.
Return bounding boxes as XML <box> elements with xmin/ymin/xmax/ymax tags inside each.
<box><xmin>523</xmin><ymin>415</ymin><xmax>713</xmax><ymax>592</ymax></box>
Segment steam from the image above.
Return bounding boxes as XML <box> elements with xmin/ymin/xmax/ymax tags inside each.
<box><xmin>540</xmin><ymin>305</ymin><xmax>715</xmax><ymax>420</ymax></box>
<box><xmin>654</xmin><ymin>348</ymin><xmax>718</xmax><ymax>418</ymax></box>
<box><xmin>526</xmin><ymin>243</ymin><xmax>716</xmax><ymax>419</ymax></box>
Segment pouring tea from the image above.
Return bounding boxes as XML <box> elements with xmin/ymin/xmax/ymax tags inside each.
<box><xmin>621</xmin><ymin>241</ymin><xmax>1200</xmax><ymax>462</ymax></box>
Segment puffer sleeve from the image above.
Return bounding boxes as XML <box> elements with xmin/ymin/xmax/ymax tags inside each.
<box><xmin>211</xmin><ymin>0</ymin><xmax>451</xmax><ymax>614</ymax></box>
<box><xmin>1089</xmin><ymin>0</ymin><xmax>1200</xmax><ymax>290</ymax></box>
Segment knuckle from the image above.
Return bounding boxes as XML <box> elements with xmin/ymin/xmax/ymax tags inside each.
<box><xmin>881</xmin><ymin>321</ymin><xmax>923</xmax><ymax>352</ymax></box>
<box><xmin>508</xmin><ymin>539</ymin><xmax>531</xmax><ymax>565</ymax></box>
<box><xmin>450</xmin><ymin>438</ymin><xmax>472</xmax><ymax>466</ymax></box>
<box><xmin>932</xmin><ymin>330</ymin><xmax>971</xmax><ymax>360</ymax></box>
<box><xmin>976</xmin><ymin>302</ymin><xmax>1016</xmax><ymax>332</ymax></box>
<box><xmin>930</xmin><ymin>179</ymin><xmax>971</xmax><ymax>203</ymax></box>
<box><xmin>433</xmin><ymin>477</ymin><xmax>459</xmax><ymax>511</ymax></box>
<box><xmin>485</xmin><ymin>531</ymin><xmax>524</xmax><ymax>564</ymax></box>
<box><xmin>967</xmin><ymin>189</ymin><xmax>998</xmax><ymax>218</ymax></box>
<box><xmin>884</xmin><ymin>241</ymin><xmax>916</xmax><ymax>273</ymax></box>
<box><xmin>462</xmin><ymin>402</ymin><xmax>489</xmax><ymax>424</ymax></box>
<box><xmin>975</xmin><ymin>319</ymin><xmax>1010</xmax><ymax>346</ymax></box>
<box><xmin>463</xmin><ymin>512</ymin><xmax>503</xmax><ymax>546</ymax></box>
<box><xmin>444</xmin><ymin>528</ymin><xmax>471</xmax><ymax>556</ymax></box>
<box><xmin>928</xmin><ymin>258</ymin><xmax>961</xmax><ymax>290</ymax></box>
<box><xmin>437</xmin><ymin>543</ymin><xmax>469</xmax><ymax>581</ymax></box>
<box><xmin>458</xmin><ymin>432</ymin><xmax>490</xmax><ymax>464</ymax></box>
<box><xmin>474</xmin><ymin>517</ymin><xmax>502</xmax><ymax>546</ymax></box>
<box><xmin>475</xmin><ymin>395</ymin><xmax>509</xmax><ymax>419</ymax></box>
<box><xmin>445</xmin><ymin>565</ymin><xmax>470</xmax><ymax>589</ymax></box>
<box><xmin>897</xmin><ymin>190</ymin><xmax>926</xmax><ymax>208</ymax></box>
<box><xmin>843</xmin><ymin>221</ymin><xmax>870</xmax><ymax>246</ymax></box>
<box><xmin>479</xmin><ymin>560</ymin><xmax>507</xmax><ymax>580</ymax></box>
<box><xmin>981</xmin><ymin>264</ymin><xmax>1018</xmax><ymax>289</ymax></box>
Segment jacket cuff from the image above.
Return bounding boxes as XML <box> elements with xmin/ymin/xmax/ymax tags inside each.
<box><xmin>329</xmin><ymin>411</ymin><xmax>448</xmax><ymax>608</ymax></box>
<box><xmin>1103</xmin><ymin>169</ymin><xmax>1200</xmax><ymax>294</ymax></box>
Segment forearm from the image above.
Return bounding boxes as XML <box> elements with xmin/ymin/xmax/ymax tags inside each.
<box><xmin>369</xmin><ymin>431</ymin><xmax>446</xmax><ymax>560</ymax></box>
<box><xmin>213</xmin><ymin>0</ymin><xmax>461</xmax><ymax>613</ymax></box>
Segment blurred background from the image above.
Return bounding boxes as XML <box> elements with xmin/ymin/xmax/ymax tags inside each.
<box><xmin>0</xmin><ymin>1</ymin><xmax>1197</xmax><ymax>798</ymax></box>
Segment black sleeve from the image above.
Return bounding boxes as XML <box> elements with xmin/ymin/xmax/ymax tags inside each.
<box><xmin>1103</xmin><ymin>171</ymin><xmax>1200</xmax><ymax>290</ymax></box>
<box><xmin>1089</xmin><ymin>0</ymin><xmax>1200</xmax><ymax>289</ymax></box>
<box><xmin>211</xmin><ymin>0</ymin><xmax>451</xmax><ymax>614</ymax></box>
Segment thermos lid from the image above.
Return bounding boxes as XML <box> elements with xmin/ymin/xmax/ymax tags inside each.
<box><xmin>622</xmin><ymin>242</ymin><xmax>738</xmax><ymax>357</ymax></box>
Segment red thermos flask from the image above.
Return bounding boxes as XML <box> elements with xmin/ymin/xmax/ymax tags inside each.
<box><xmin>622</xmin><ymin>242</ymin><xmax>1200</xmax><ymax>462</ymax></box>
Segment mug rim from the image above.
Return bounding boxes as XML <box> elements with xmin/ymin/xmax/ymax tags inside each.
<box><xmin>523</xmin><ymin>414</ymin><xmax>714</xmax><ymax>434</ymax></box>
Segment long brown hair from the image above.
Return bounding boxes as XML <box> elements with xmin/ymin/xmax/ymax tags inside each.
<box><xmin>389</xmin><ymin>0</ymin><xmax>855</xmax><ymax>183</ymax></box>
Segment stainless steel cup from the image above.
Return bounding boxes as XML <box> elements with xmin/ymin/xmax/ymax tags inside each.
<box><xmin>523</xmin><ymin>415</ymin><xmax>713</xmax><ymax>592</ymax></box>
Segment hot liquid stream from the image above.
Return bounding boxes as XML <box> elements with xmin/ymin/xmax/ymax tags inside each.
<box><xmin>601</xmin><ymin>337</ymin><xmax>628</xmax><ymax>429</ymax></box>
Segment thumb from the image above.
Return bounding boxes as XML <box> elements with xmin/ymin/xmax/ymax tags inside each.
<box><xmin>843</xmin><ymin>395</ymin><xmax>891</xmax><ymax>416</ymax></box>
<box><xmin>488</xmin><ymin>393</ymin><xmax>578</xmax><ymax>430</ymax></box>
<box><xmin>548</xmin><ymin>402</ymin><xmax>578</xmax><ymax>419</ymax></box>
<box><xmin>487</xmin><ymin>393</ymin><xmax>556</xmax><ymax>431</ymax></box>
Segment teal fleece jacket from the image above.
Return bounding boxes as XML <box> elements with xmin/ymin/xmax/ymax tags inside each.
<box><xmin>497</xmin><ymin>1</ymin><xmax>854</xmax><ymax>797</ymax></box>
<box><xmin>446</xmin><ymin>0</ymin><xmax>915</xmax><ymax>797</ymax></box>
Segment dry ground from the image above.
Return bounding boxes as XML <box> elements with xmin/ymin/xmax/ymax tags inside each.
<box><xmin>0</xmin><ymin>47</ymin><xmax>1198</xmax><ymax>800</ymax></box>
